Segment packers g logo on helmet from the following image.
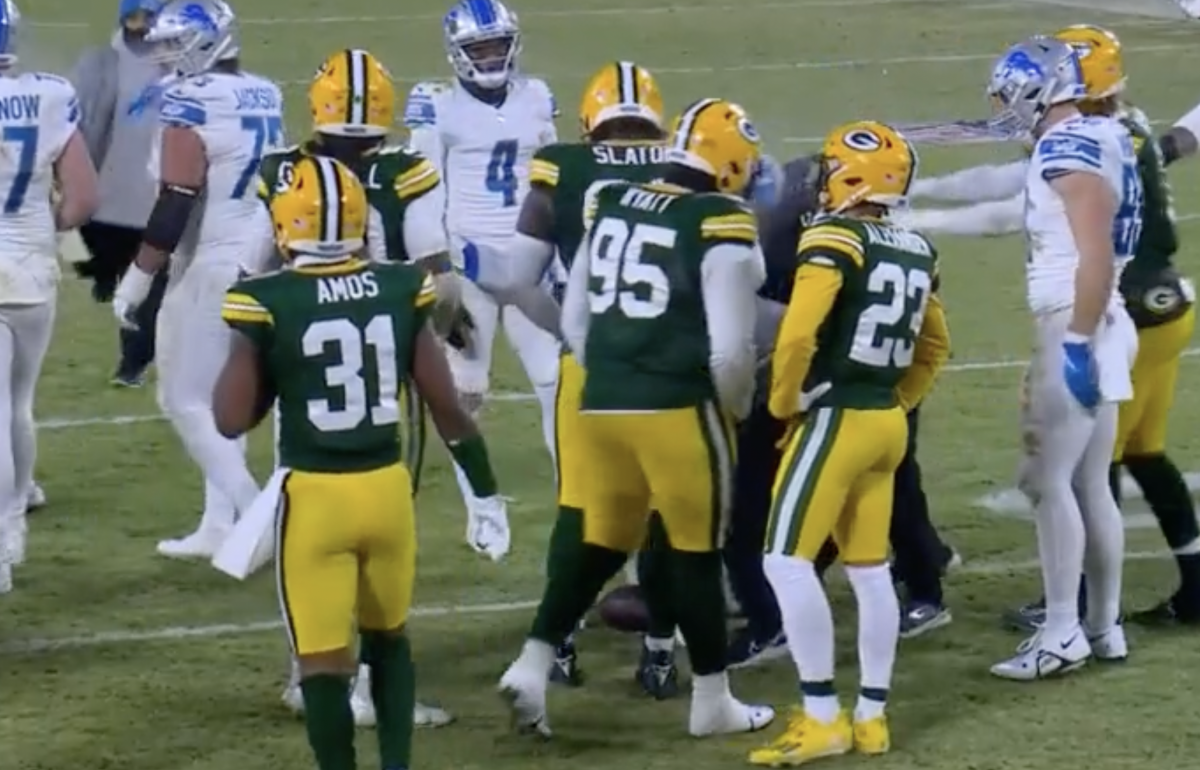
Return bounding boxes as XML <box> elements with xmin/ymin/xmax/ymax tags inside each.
<box><xmin>579</xmin><ymin>61</ymin><xmax>664</xmax><ymax>138</ymax></box>
<box><xmin>667</xmin><ymin>98</ymin><xmax>762</xmax><ymax>196</ymax></box>
<box><xmin>1054</xmin><ymin>25</ymin><xmax>1125</xmax><ymax>101</ymax></box>
<box><xmin>819</xmin><ymin>121</ymin><xmax>917</xmax><ymax>214</ymax></box>
<box><xmin>270</xmin><ymin>156</ymin><xmax>368</xmax><ymax>258</ymax></box>
<box><xmin>310</xmin><ymin>48</ymin><xmax>397</xmax><ymax>138</ymax></box>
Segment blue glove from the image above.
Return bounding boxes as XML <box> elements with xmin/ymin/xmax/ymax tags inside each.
<box><xmin>461</xmin><ymin>240</ymin><xmax>480</xmax><ymax>282</ymax></box>
<box><xmin>1061</xmin><ymin>334</ymin><xmax>1099</xmax><ymax>410</ymax></box>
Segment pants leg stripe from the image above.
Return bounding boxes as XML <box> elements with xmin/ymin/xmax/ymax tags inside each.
<box><xmin>698</xmin><ymin>401</ymin><xmax>736</xmax><ymax>549</ymax></box>
<box><xmin>273</xmin><ymin>471</ymin><xmax>297</xmax><ymax>654</ymax></box>
<box><xmin>766</xmin><ymin>407</ymin><xmax>839</xmax><ymax>556</ymax></box>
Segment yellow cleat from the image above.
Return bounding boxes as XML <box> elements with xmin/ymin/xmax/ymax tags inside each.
<box><xmin>852</xmin><ymin>715</ymin><xmax>890</xmax><ymax>755</ymax></box>
<box><xmin>748</xmin><ymin>708</ymin><xmax>852</xmax><ymax>766</ymax></box>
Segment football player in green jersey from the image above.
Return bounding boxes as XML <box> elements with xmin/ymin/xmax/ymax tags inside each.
<box><xmin>499</xmin><ymin>97</ymin><xmax>775</xmax><ymax>739</ymax></box>
<box><xmin>213</xmin><ymin>155</ymin><xmax>499</xmax><ymax>770</ymax></box>
<box><xmin>750</xmin><ymin>121</ymin><xmax>949</xmax><ymax>765</ymax></box>
<box><xmin>472</xmin><ymin>60</ymin><xmax>681</xmax><ymax>695</ymax></box>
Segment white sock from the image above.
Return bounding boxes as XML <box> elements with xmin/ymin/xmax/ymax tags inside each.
<box><xmin>1034</xmin><ymin>483</ymin><xmax>1086</xmax><ymax>638</ymax></box>
<box><xmin>170</xmin><ymin>407</ymin><xmax>260</xmax><ymax>514</ymax></box>
<box><xmin>692</xmin><ymin>670</ymin><xmax>730</xmax><ymax>702</ymax></box>
<box><xmin>199</xmin><ymin>479</ymin><xmax>236</xmax><ymax>531</ymax></box>
<box><xmin>764</xmin><ymin>553</ymin><xmax>838</xmax><ymax>721</ymax></box>
<box><xmin>844</xmin><ymin>563</ymin><xmax>899</xmax><ymax>720</ymax></box>
<box><xmin>1079</xmin><ymin>406</ymin><xmax>1124</xmax><ymax>634</ymax></box>
<box><xmin>514</xmin><ymin>638</ymin><xmax>555</xmax><ymax>679</ymax></box>
<box><xmin>532</xmin><ymin>381</ymin><xmax>558</xmax><ymax>464</ymax></box>
<box><xmin>645</xmin><ymin>635</ymin><xmax>674</xmax><ymax>653</ymax></box>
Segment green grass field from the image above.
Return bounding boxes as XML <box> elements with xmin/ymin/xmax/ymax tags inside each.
<box><xmin>5</xmin><ymin>1</ymin><xmax>1200</xmax><ymax>768</ymax></box>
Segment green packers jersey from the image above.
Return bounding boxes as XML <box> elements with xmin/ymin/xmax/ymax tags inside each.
<box><xmin>797</xmin><ymin>215</ymin><xmax>938</xmax><ymax>410</ymax></box>
<box><xmin>258</xmin><ymin>141</ymin><xmax>440</xmax><ymax>263</ymax></box>
<box><xmin>529</xmin><ymin>140</ymin><xmax>669</xmax><ymax>267</ymax></box>
<box><xmin>222</xmin><ymin>259</ymin><xmax>435</xmax><ymax>473</ymax></box>
<box><xmin>579</xmin><ymin>181</ymin><xmax>757</xmax><ymax>411</ymax></box>
<box><xmin>1119</xmin><ymin>114</ymin><xmax>1192</xmax><ymax>328</ymax></box>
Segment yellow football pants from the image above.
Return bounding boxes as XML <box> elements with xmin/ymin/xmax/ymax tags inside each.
<box><xmin>554</xmin><ymin>353</ymin><xmax>587</xmax><ymax>510</ymax></box>
<box><xmin>766</xmin><ymin>405</ymin><xmax>907</xmax><ymax>564</ymax></box>
<box><xmin>1115</xmin><ymin>307</ymin><xmax>1195</xmax><ymax>460</ymax></box>
<box><xmin>579</xmin><ymin>402</ymin><xmax>735</xmax><ymax>553</ymax></box>
<box><xmin>277</xmin><ymin>462</ymin><xmax>416</xmax><ymax>656</ymax></box>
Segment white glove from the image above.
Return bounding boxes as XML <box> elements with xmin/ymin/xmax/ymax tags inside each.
<box><xmin>468</xmin><ymin>495</ymin><xmax>511</xmax><ymax>562</ymax></box>
<box><xmin>112</xmin><ymin>265</ymin><xmax>155</xmax><ymax>330</ymax></box>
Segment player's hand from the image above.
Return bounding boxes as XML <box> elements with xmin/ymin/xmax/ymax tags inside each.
<box><xmin>112</xmin><ymin>296</ymin><xmax>140</xmax><ymax>330</ymax></box>
<box><xmin>446</xmin><ymin>307</ymin><xmax>476</xmax><ymax>354</ymax></box>
<box><xmin>112</xmin><ymin>265</ymin><xmax>155</xmax><ymax>331</ymax></box>
<box><xmin>1061</xmin><ymin>335</ymin><xmax>1099</xmax><ymax>410</ymax></box>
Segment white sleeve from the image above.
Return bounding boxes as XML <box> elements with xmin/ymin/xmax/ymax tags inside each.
<box><xmin>474</xmin><ymin>232</ymin><xmax>555</xmax><ymax>294</ymax></box>
<box><xmin>43</xmin><ymin>76</ymin><xmax>82</xmax><ymax>161</ymax></box>
<box><xmin>402</xmin><ymin>188</ymin><xmax>448</xmax><ymax>260</ymax></box>
<box><xmin>560</xmin><ymin>242</ymin><xmax>592</xmax><ymax>365</ymax></box>
<box><xmin>701</xmin><ymin>242</ymin><xmax>765</xmax><ymax>420</ymax></box>
<box><xmin>909</xmin><ymin>159</ymin><xmax>1027</xmax><ymax>203</ymax></box>
<box><xmin>365</xmin><ymin>207</ymin><xmax>387</xmax><ymax>263</ymax></box>
<box><xmin>1175</xmin><ymin>101</ymin><xmax>1200</xmax><ymax>143</ymax></box>
<box><xmin>403</xmin><ymin>84</ymin><xmax>448</xmax><ymax>219</ymax></box>
<box><xmin>890</xmin><ymin>194</ymin><xmax>1023</xmax><ymax>237</ymax></box>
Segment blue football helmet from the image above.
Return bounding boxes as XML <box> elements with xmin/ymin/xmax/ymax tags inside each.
<box><xmin>143</xmin><ymin>0</ymin><xmax>240</xmax><ymax>77</ymax></box>
<box><xmin>0</xmin><ymin>0</ymin><xmax>20</xmax><ymax>69</ymax></box>
<box><xmin>987</xmin><ymin>36</ymin><xmax>1087</xmax><ymax>137</ymax></box>
<box><xmin>443</xmin><ymin>0</ymin><xmax>521</xmax><ymax>91</ymax></box>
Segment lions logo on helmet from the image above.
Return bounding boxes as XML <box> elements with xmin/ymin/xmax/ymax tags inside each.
<box><xmin>270</xmin><ymin>156</ymin><xmax>368</xmax><ymax>258</ymax></box>
<box><xmin>819</xmin><ymin>121</ymin><xmax>917</xmax><ymax>214</ymax></box>
<box><xmin>310</xmin><ymin>49</ymin><xmax>396</xmax><ymax>138</ymax></box>
<box><xmin>579</xmin><ymin>61</ymin><xmax>664</xmax><ymax>139</ymax></box>
<box><xmin>666</xmin><ymin>98</ymin><xmax>762</xmax><ymax>196</ymax></box>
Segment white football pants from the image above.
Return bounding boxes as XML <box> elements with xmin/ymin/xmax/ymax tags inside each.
<box><xmin>0</xmin><ymin>300</ymin><xmax>55</xmax><ymax>526</ymax></box>
<box><xmin>446</xmin><ymin>278</ymin><xmax>559</xmax><ymax>500</ymax></box>
<box><xmin>156</xmin><ymin>259</ymin><xmax>259</xmax><ymax>530</ymax></box>
<box><xmin>1019</xmin><ymin>308</ymin><xmax>1134</xmax><ymax>637</ymax></box>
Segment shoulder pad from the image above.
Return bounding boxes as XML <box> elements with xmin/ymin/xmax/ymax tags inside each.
<box><xmin>522</xmin><ymin>77</ymin><xmax>558</xmax><ymax>118</ymax></box>
<box><xmin>698</xmin><ymin>199</ymin><xmax>757</xmax><ymax>244</ymax></box>
<box><xmin>29</xmin><ymin>72</ymin><xmax>80</xmax><ymax>125</ymax></box>
<box><xmin>797</xmin><ymin>219</ymin><xmax>865</xmax><ymax>269</ymax></box>
<box><xmin>160</xmin><ymin>77</ymin><xmax>218</xmax><ymax>128</ymax></box>
<box><xmin>404</xmin><ymin>81</ymin><xmax>449</xmax><ymax>128</ymax></box>
<box><xmin>529</xmin><ymin>142</ymin><xmax>574</xmax><ymax>187</ymax></box>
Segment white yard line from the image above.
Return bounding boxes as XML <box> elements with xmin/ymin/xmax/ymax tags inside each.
<box><xmin>0</xmin><ymin>548</ymin><xmax>1169</xmax><ymax>654</ymax></box>
<box><xmin>36</xmin><ymin>346</ymin><xmax>1200</xmax><ymax>429</ymax></box>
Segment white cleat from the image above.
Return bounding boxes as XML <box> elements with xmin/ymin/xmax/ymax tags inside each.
<box><xmin>414</xmin><ymin>702</ymin><xmax>454</xmax><ymax>728</ymax></box>
<box><xmin>1</xmin><ymin>513</ymin><xmax>26</xmax><ymax>565</ymax></box>
<box><xmin>688</xmin><ymin>695</ymin><xmax>775</xmax><ymax>737</ymax></box>
<box><xmin>349</xmin><ymin>665</ymin><xmax>376</xmax><ymax>727</ymax></box>
<box><xmin>1178</xmin><ymin>0</ymin><xmax>1200</xmax><ymax>19</ymax></box>
<box><xmin>156</xmin><ymin>526</ymin><xmax>230</xmax><ymax>560</ymax></box>
<box><xmin>498</xmin><ymin>662</ymin><xmax>551</xmax><ymax>737</ymax></box>
<box><xmin>1086</xmin><ymin>624</ymin><xmax>1128</xmax><ymax>662</ymax></box>
<box><xmin>990</xmin><ymin>626</ymin><xmax>1092</xmax><ymax>681</ymax></box>
<box><xmin>0</xmin><ymin>561</ymin><xmax>11</xmax><ymax>594</ymax></box>
<box><xmin>25</xmin><ymin>484</ymin><xmax>45</xmax><ymax>513</ymax></box>
<box><xmin>281</xmin><ymin>683</ymin><xmax>305</xmax><ymax>715</ymax></box>
<box><xmin>467</xmin><ymin>495</ymin><xmax>511</xmax><ymax>562</ymax></box>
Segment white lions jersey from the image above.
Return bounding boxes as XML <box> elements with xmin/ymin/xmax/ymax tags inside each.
<box><xmin>0</xmin><ymin>72</ymin><xmax>79</xmax><ymax>302</ymax></box>
<box><xmin>151</xmin><ymin>71</ymin><xmax>283</xmax><ymax>270</ymax></box>
<box><xmin>1025</xmin><ymin>115</ymin><xmax>1143</xmax><ymax>314</ymax></box>
<box><xmin>404</xmin><ymin>78</ymin><xmax>557</xmax><ymax>251</ymax></box>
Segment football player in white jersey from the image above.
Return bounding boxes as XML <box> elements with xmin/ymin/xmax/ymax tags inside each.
<box><xmin>981</xmin><ymin>37</ymin><xmax>1139</xmax><ymax>681</ymax></box>
<box><xmin>0</xmin><ymin>0</ymin><xmax>99</xmax><ymax>593</ymax></box>
<box><xmin>113</xmin><ymin>0</ymin><xmax>281</xmax><ymax>559</ymax></box>
<box><xmin>405</xmin><ymin>0</ymin><xmax>560</xmax><ymax>557</ymax></box>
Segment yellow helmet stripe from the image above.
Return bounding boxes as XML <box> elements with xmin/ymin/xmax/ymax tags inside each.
<box><xmin>673</xmin><ymin>98</ymin><xmax>719</xmax><ymax>151</ymax></box>
<box><xmin>346</xmin><ymin>48</ymin><xmax>369</xmax><ymax>126</ymax></box>
<box><xmin>313</xmin><ymin>156</ymin><xmax>345</xmax><ymax>242</ymax></box>
<box><xmin>617</xmin><ymin>60</ymin><xmax>638</xmax><ymax>105</ymax></box>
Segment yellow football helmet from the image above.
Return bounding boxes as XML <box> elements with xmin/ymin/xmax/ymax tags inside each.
<box><xmin>1055</xmin><ymin>25</ymin><xmax>1125</xmax><ymax>101</ymax></box>
<box><xmin>819</xmin><ymin>121</ymin><xmax>917</xmax><ymax>213</ymax></box>
<box><xmin>579</xmin><ymin>61</ymin><xmax>664</xmax><ymax>138</ymax></box>
<box><xmin>309</xmin><ymin>48</ymin><xmax>396</xmax><ymax>138</ymax></box>
<box><xmin>270</xmin><ymin>156</ymin><xmax>368</xmax><ymax>258</ymax></box>
<box><xmin>666</xmin><ymin>98</ymin><xmax>761</xmax><ymax>195</ymax></box>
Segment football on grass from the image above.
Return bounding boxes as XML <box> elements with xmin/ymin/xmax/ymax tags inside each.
<box><xmin>595</xmin><ymin>584</ymin><xmax>649</xmax><ymax>633</ymax></box>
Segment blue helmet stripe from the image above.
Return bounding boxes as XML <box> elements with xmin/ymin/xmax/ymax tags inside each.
<box><xmin>467</xmin><ymin>0</ymin><xmax>496</xmax><ymax>27</ymax></box>
<box><xmin>0</xmin><ymin>1</ymin><xmax>10</xmax><ymax>56</ymax></box>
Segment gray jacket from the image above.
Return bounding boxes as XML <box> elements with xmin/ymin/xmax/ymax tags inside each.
<box><xmin>69</xmin><ymin>31</ymin><xmax>164</xmax><ymax>229</ymax></box>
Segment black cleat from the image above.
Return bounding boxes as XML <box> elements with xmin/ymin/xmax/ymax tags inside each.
<box><xmin>549</xmin><ymin>640</ymin><xmax>583</xmax><ymax>687</ymax></box>
<box><xmin>899</xmin><ymin>601</ymin><xmax>952</xmax><ymax>639</ymax></box>
<box><xmin>1001</xmin><ymin>598</ymin><xmax>1045</xmax><ymax>633</ymax></box>
<box><xmin>635</xmin><ymin>645</ymin><xmax>679</xmax><ymax>700</ymax></box>
<box><xmin>1130</xmin><ymin>595</ymin><xmax>1200</xmax><ymax>628</ymax></box>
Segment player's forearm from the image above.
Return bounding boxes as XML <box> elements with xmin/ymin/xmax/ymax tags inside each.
<box><xmin>472</xmin><ymin>233</ymin><xmax>554</xmax><ymax>293</ymax></box>
<box><xmin>895</xmin><ymin>296</ymin><xmax>951</xmax><ymax>410</ymax></box>
<box><xmin>892</xmin><ymin>195</ymin><xmax>1023</xmax><ymax>237</ymax></box>
<box><xmin>1061</xmin><ymin>181</ymin><xmax>1117</xmax><ymax>335</ymax></box>
<box><xmin>502</xmin><ymin>285</ymin><xmax>562</xmax><ymax>338</ymax></box>
<box><xmin>768</xmin><ymin>265</ymin><xmax>841</xmax><ymax>420</ymax></box>
<box><xmin>909</xmin><ymin>161</ymin><xmax>1026</xmax><ymax>203</ymax></box>
<box><xmin>559</xmin><ymin>245</ymin><xmax>591</xmax><ymax>363</ymax></box>
<box><xmin>1159</xmin><ymin>126</ymin><xmax>1197</xmax><ymax>167</ymax></box>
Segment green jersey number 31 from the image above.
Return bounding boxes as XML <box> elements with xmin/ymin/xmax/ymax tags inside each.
<box><xmin>588</xmin><ymin>217</ymin><xmax>673</xmax><ymax>319</ymax></box>
<box><xmin>303</xmin><ymin>316</ymin><xmax>400</xmax><ymax>432</ymax></box>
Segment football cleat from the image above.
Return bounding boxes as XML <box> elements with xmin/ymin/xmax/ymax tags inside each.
<box><xmin>899</xmin><ymin>602</ymin><xmax>952</xmax><ymax>639</ymax></box>
<box><xmin>726</xmin><ymin>628</ymin><xmax>788</xmax><ymax>669</ymax></box>
<box><xmin>1129</xmin><ymin>594</ymin><xmax>1200</xmax><ymax>628</ymax></box>
<box><xmin>749</xmin><ymin>708</ymin><xmax>851</xmax><ymax>765</ymax></box>
<box><xmin>549</xmin><ymin>639</ymin><xmax>583</xmax><ymax>687</ymax></box>
<box><xmin>25</xmin><ymin>483</ymin><xmax>46</xmax><ymax>512</ymax></box>
<box><xmin>635</xmin><ymin>644</ymin><xmax>679</xmax><ymax>700</ymax></box>
<box><xmin>990</xmin><ymin>627</ymin><xmax>1091</xmax><ymax>681</ymax></box>
<box><xmin>853</xmin><ymin>714</ymin><xmax>890</xmax><ymax>755</ymax></box>
<box><xmin>156</xmin><ymin>525</ymin><xmax>230</xmax><ymax>560</ymax></box>
<box><xmin>1085</xmin><ymin>624</ymin><xmax>1128</xmax><ymax>662</ymax></box>
<box><xmin>498</xmin><ymin>665</ymin><xmax>552</xmax><ymax>738</ymax></box>
<box><xmin>414</xmin><ymin>701</ymin><xmax>454</xmax><ymax>728</ymax></box>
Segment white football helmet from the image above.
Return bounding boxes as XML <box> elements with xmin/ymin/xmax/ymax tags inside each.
<box><xmin>443</xmin><ymin>0</ymin><xmax>521</xmax><ymax>91</ymax></box>
<box><xmin>987</xmin><ymin>36</ymin><xmax>1087</xmax><ymax>137</ymax></box>
<box><xmin>143</xmin><ymin>0</ymin><xmax>240</xmax><ymax>77</ymax></box>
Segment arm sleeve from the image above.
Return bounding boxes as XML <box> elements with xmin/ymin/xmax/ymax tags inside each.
<box><xmin>894</xmin><ymin>293</ymin><xmax>951</xmax><ymax>410</ymax></box>
<box><xmin>67</xmin><ymin>47</ymin><xmax>117</xmax><ymax>167</ymax></box>
<box><xmin>398</xmin><ymin>165</ymin><xmax>449</xmax><ymax>261</ymax></box>
<box><xmin>365</xmin><ymin>206</ymin><xmax>387</xmax><ymax>263</ymax></box>
<box><xmin>767</xmin><ymin>261</ymin><xmax>843</xmax><ymax>421</ymax></box>
<box><xmin>560</xmin><ymin>241</ymin><xmax>592</xmax><ymax>364</ymax></box>
<box><xmin>221</xmin><ymin>284</ymin><xmax>273</xmax><ymax>349</ymax></box>
<box><xmin>890</xmin><ymin>194</ymin><xmax>1023</xmax><ymax>237</ymax></box>
<box><xmin>909</xmin><ymin>159</ymin><xmax>1027</xmax><ymax>202</ymax></box>
<box><xmin>403</xmin><ymin>85</ymin><xmax>448</xmax><ymax>220</ymax></box>
<box><xmin>701</xmin><ymin>242</ymin><xmax>764</xmax><ymax>420</ymax></box>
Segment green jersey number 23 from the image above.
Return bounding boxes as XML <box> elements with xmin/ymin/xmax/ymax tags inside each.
<box><xmin>587</xmin><ymin>217</ymin><xmax>672</xmax><ymax>319</ymax></box>
<box><xmin>850</xmin><ymin>262</ymin><xmax>931</xmax><ymax>369</ymax></box>
<box><xmin>303</xmin><ymin>316</ymin><xmax>400</xmax><ymax>432</ymax></box>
